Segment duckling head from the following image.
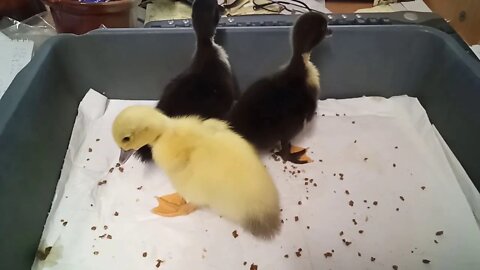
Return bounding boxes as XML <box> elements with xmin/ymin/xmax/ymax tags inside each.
<box><xmin>292</xmin><ymin>12</ymin><xmax>329</xmax><ymax>56</ymax></box>
<box><xmin>112</xmin><ymin>106</ymin><xmax>169</xmax><ymax>163</ymax></box>
<box><xmin>192</xmin><ymin>0</ymin><xmax>220</xmax><ymax>41</ymax></box>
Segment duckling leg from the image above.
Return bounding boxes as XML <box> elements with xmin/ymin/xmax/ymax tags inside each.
<box><xmin>152</xmin><ymin>193</ymin><xmax>197</xmax><ymax>217</ymax></box>
<box><xmin>276</xmin><ymin>141</ymin><xmax>313</xmax><ymax>164</ymax></box>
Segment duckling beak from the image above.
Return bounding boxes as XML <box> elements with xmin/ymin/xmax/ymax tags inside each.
<box><xmin>119</xmin><ymin>149</ymin><xmax>135</xmax><ymax>164</ymax></box>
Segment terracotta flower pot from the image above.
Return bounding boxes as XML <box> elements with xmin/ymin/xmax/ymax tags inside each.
<box><xmin>43</xmin><ymin>0</ymin><xmax>135</xmax><ymax>34</ymax></box>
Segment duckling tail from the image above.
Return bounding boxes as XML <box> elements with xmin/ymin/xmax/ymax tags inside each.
<box><xmin>192</xmin><ymin>0</ymin><xmax>220</xmax><ymax>42</ymax></box>
<box><xmin>242</xmin><ymin>210</ymin><xmax>281</xmax><ymax>240</ymax></box>
<box><xmin>291</xmin><ymin>12</ymin><xmax>329</xmax><ymax>56</ymax></box>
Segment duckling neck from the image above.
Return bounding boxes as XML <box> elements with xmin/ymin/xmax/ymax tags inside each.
<box><xmin>287</xmin><ymin>53</ymin><xmax>309</xmax><ymax>73</ymax></box>
<box><xmin>286</xmin><ymin>53</ymin><xmax>320</xmax><ymax>91</ymax></box>
<box><xmin>146</xmin><ymin>113</ymin><xmax>171</xmax><ymax>147</ymax></box>
<box><xmin>196</xmin><ymin>36</ymin><xmax>214</xmax><ymax>49</ymax></box>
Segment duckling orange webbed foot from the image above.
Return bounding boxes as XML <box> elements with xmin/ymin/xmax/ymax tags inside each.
<box><xmin>275</xmin><ymin>142</ymin><xmax>313</xmax><ymax>164</ymax></box>
<box><xmin>152</xmin><ymin>193</ymin><xmax>197</xmax><ymax>217</ymax></box>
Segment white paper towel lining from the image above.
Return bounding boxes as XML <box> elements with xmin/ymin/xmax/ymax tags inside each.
<box><xmin>32</xmin><ymin>89</ymin><xmax>480</xmax><ymax>270</ymax></box>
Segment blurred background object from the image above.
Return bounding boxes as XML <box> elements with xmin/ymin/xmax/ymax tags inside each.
<box><xmin>42</xmin><ymin>0</ymin><xmax>136</xmax><ymax>34</ymax></box>
<box><xmin>0</xmin><ymin>0</ymin><xmax>46</xmax><ymax>21</ymax></box>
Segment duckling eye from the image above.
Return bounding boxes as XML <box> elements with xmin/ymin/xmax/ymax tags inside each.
<box><xmin>122</xmin><ymin>137</ymin><xmax>130</xmax><ymax>143</ymax></box>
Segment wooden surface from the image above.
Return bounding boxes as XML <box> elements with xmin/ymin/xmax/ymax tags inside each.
<box><xmin>424</xmin><ymin>0</ymin><xmax>480</xmax><ymax>45</ymax></box>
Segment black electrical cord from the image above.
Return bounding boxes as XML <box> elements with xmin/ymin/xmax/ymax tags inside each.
<box><xmin>252</xmin><ymin>0</ymin><xmax>319</xmax><ymax>14</ymax></box>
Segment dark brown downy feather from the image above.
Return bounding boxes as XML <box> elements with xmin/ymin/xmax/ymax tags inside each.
<box><xmin>136</xmin><ymin>0</ymin><xmax>236</xmax><ymax>162</ymax></box>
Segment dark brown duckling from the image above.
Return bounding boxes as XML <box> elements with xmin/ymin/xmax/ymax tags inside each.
<box><xmin>133</xmin><ymin>0</ymin><xmax>236</xmax><ymax>163</ymax></box>
<box><xmin>228</xmin><ymin>12</ymin><xmax>329</xmax><ymax>164</ymax></box>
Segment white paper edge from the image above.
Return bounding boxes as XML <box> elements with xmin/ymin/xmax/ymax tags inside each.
<box><xmin>432</xmin><ymin>126</ymin><xmax>480</xmax><ymax>226</ymax></box>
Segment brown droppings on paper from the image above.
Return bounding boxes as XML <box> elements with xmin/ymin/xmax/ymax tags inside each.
<box><xmin>371</xmin><ymin>257</ymin><xmax>376</xmax><ymax>262</ymax></box>
<box><xmin>393</xmin><ymin>265</ymin><xmax>398</xmax><ymax>270</ymax></box>
<box><xmin>104</xmin><ymin>225</ymin><xmax>108</xmax><ymax>230</ymax></box>
<box><xmin>284</xmin><ymin>254</ymin><xmax>289</xmax><ymax>258</ymax></box>
<box><xmin>393</xmin><ymin>163</ymin><xmax>396</xmax><ymax>168</ymax></box>
<box><xmin>339</xmin><ymin>231</ymin><xmax>344</xmax><ymax>236</ymax></box>
<box><xmin>156</xmin><ymin>259</ymin><xmax>164</xmax><ymax>268</ymax></box>
<box><xmin>62</xmin><ymin>221</ymin><xmax>68</xmax><ymax>226</ymax></box>
<box><xmin>119</xmin><ymin>167</ymin><xmax>124</xmax><ymax>173</ymax></box>
<box><xmin>358</xmin><ymin>230</ymin><xmax>364</xmax><ymax>234</ymax></box>
<box><xmin>349</xmin><ymin>200</ymin><xmax>354</xmax><ymax>207</ymax></box>
<box><xmin>250</xmin><ymin>263</ymin><xmax>258</xmax><ymax>270</ymax></box>
<box><xmin>232</xmin><ymin>230</ymin><xmax>239</xmax><ymax>238</ymax></box>
<box><xmin>98</xmin><ymin>180</ymin><xmax>107</xmax><ymax>186</ymax></box>
<box><xmin>137</xmin><ymin>186</ymin><xmax>143</xmax><ymax>190</ymax></box>
<box><xmin>421</xmin><ymin>186</ymin><xmax>426</xmax><ymax>190</ymax></box>
<box><xmin>364</xmin><ymin>157</ymin><xmax>368</xmax><ymax>161</ymax></box>
<box><xmin>373</xmin><ymin>201</ymin><xmax>378</xmax><ymax>206</ymax></box>
<box><xmin>93</xmin><ymin>251</ymin><xmax>99</xmax><ymax>255</ymax></box>
<box><xmin>436</xmin><ymin>231</ymin><xmax>444</xmax><ymax>236</ymax></box>
<box><xmin>108</xmin><ymin>167</ymin><xmax>114</xmax><ymax>173</ymax></box>
<box><xmin>357</xmin><ymin>252</ymin><xmax>361</xmax><ymax>257</ymax></box>
<box><xmin>422</xmin><ymin>259</ymin><xmax>430</xmax><ymax>264</ymax></box>
<box><xmin>294</xmin><ymin>216</ymin><xmax>299</xmax><ymax>222</ymax></box>
<box><xmin>88</xmin><ymin>148</ymin><xmax>92</xmax><ymax>152</ymax></box>
<box><xmin>107</xmin><ymin>235</ymin><xmax>112</xmax><ymax>240</ymax></box>
<box><xmin>142</xmin><ymin>252</ymin><xmax>147</xmax><ymax>257</ymax></box>
<box><xmin>324</xmin><ymin>252</ymin><xmax>332</xmax><ymax>258</ymax></box>
<box><xmin>298</xmin><ymin>201</ymin><xmax>302</xmax><ymax>205</ymax></box>
<box><xmin>91</xmin><ymin>226</ymin><xmax>96</xmax><ymax>231</ymax></box>
<box><xmin>345</xmin><ymin>190</ymin><xmax>350</xmax><ymax>195</ymax></box>
<box><xmin>434</xmin><ymin>240</ymin><xmax>438</xmax><ymax>244</ymax></box>
<box><xmin>352</xmin><ymin>219</ymin><xmax>357</xmax><ymax>225</ymax></box>
<box><xmin>114</xmin><ymin>211</ymin><xmax>119</xmax><ymax>216</ymax></box>
<box><xmin>99</xmin><ymin>234</ymin><xmax>106</xmax><ymax>239</ymax></box>
<box><xmin>400</xmin><ymin>196</ymin><xmax>405</xmax><ymax>201</ymax></box>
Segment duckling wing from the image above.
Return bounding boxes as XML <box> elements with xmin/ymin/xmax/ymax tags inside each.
<box><xmin>229</xmin><ymin>75</ymin><xmax>316</xmax><ymax>149</ymax></box>
<box><xmin>157</xmin><ymin>71</ymin><xmax>234</xmax><ymax>120</ymax></box>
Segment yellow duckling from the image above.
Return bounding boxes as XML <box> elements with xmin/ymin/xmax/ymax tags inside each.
<box><xmin>112</xmin><ymin>106</ymin><xmax>281</xmax><ymax>239</ymax></box>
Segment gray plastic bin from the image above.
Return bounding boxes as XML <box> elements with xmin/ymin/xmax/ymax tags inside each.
<box><xmin>0</xmin><ymin>25</ymin><xmax>479</xmax><ymax>269</ymax></box>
